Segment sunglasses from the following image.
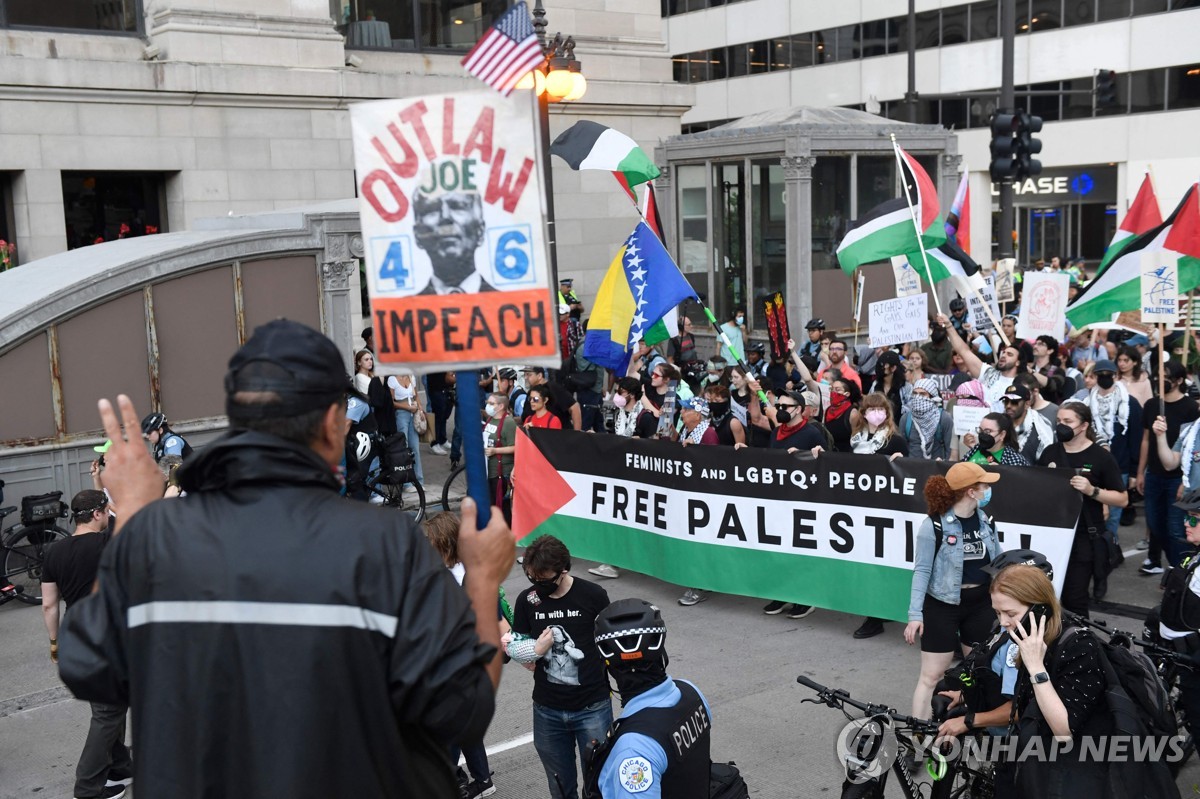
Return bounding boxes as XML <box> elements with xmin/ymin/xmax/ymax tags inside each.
<box><xmin>1188</xmin><ymin>514</ymin><xmax>1200</xmax><ymax>527</ymax></box>
<box><xmin>775</xmin><ymin>403</ymin><xmax>798</xmax><ymax>410</ymax></box>
<box><xmin>530</xmin><ymin>396</ymin><xmax>544</xmax><ymax>403</ymax></box>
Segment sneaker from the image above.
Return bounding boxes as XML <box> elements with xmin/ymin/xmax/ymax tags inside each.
<box><xmin>788</xmin><ymin>604</ymin><xmax>815</xmax><ymax>619</ymax></box>
<box><xmin>1136</xmin><ymin>539</ymin><xmax>1150</xmax><ymax>550</ymax></box>
<box><xmin>678</xmin><ymin>589</ymin><xmax>708</xmax><ymax>606</ymax></box>
<box><xmin>853</xmin><ymin>618</ymin><xmax>886</xmax><ymax>639</ymax></box>
<box><xmin>763</xmin><ymin>600</ymin><xmax>790</xmax><ymax>615</ymax></box>
<box><xmin>463</xmin><ymin>779</ymin><xmax>496</xmax><ymax>799</ymax></box>
<box><xmin>105</xmin><ymin>771</ymin><xmax>133</xmax><ymax>788</ymax></box>
<box><xmin>588</xmin><ymin>564</ymin><xmax>620</xmax><ymax>578</ymax></box>
<box><xmin>78</xmin><ymin>786</ymin><xmax>126</xmax><ymax>799</ymax></box>
<box><xmin>517</xmin><ymin>556</ymin><xmax>524</xmax><ymax>565</ymax></box>
<box><xmin>1139</xmin><ymin>560</ymin><xmax>1164</xmax><ymax>575</ymax></box>
<box><xmin>431</xmin><ymin>443</ymin><xmax>448</xmax><ymax>456</ymax></box>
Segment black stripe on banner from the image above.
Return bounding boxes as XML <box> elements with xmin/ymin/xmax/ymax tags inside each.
<box><xmin>527</xmin><ymin>430</ymin><xmax>1079</xmax><ymax>529</ymax></box>
<box><xmin>549</xmin><ymin>120</ymin><xmax>607</xmax><ymax>169</ymax></box>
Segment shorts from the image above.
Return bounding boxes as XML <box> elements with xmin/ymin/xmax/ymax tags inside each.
<box><xmin>921</xmin><ymin>584</ymin><xmax>994</xmax><ymax>653</ymax></box>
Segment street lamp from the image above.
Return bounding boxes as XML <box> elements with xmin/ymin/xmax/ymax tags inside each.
<box><xmin>514</xmin><ymin>0</ymin><xmax>589</xmax><ymax>291</ymax></box>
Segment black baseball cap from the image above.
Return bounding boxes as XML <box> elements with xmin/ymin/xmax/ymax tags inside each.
<box><xmin>1093</xmin><ymin>359</ymin><xmax>1117</xmax><ymax>374</ymax></box>
<box><xmin>523</xmin><ymin>366</ymin><xmax>546</xmax><ymax>376</ymax></box>
<box><xmin>1001</xmin><ymin>384</ymin><xmax>1030</xmax><ymax>402</ymax></box>
<box><xmin>225</xmin><ymin>319</ymin><xmax>348</xmax><ymax>417</ymax></box>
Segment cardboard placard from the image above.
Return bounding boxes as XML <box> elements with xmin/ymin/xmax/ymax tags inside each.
<box><xmin>854</xmin><ymin>272</ymin><xmax>866</xmax><ymax>323</ymax></box>
<box><xmin>351</xmin><ymin>91</ymin><xmax>558</xmax><ymax>374</ymax></box>
<box><xmin>868</xmin><ymin>294</ymin><xmax>929</xmax><ymax>348</ymax></box>
<box><xmin>1017</xmin><ymin>272</ymin><xmax>1069</xmax><ymax>341</ymax></box>
<box><xmin>1140</xmin><ymin>250</ymin><xmax>1179</xmax><ymax>326</ymax></box>
<box><xmin>994</xmin><ymin>258</ymin><xmax>1016</xmax><ymax>303</ymax></box>
<box><xmin>952</xmin><ymin>405</ymin><xmax>990</xmax><ymax>437</ymax></box>
<box><xmin>891</xmin><ymin>255</ymin><xmax>922</xmax><ymax>298</ymax></box>
<box><xmin>965</xmin><ymin>275</ymin><xmax>1000</xmax><ymax>333</ymax></box>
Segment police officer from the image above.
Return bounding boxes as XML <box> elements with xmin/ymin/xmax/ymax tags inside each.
<box><xmin>1154</xmin><ymin>487</ymin><xmax>1200</xmax><ymax>743</ymax></box>
<box><xmin>800</xmin><ymin>318</ymin><xmax>825</xmax><ymax>359</ymax></box>
<box><xmin>744</xmin><ymin>342</ymin><xmax>768</xmax><ymax>380</ymax></box>
<box><xmin>140</xmin><ymin>412</ymin><xmax>192</xmax><ymax>462</ymax></box>
<box><xmin>948</xmin><ymin>297</ymin><xmax>970</xmax><ymax>338</ymax></box>
<box><xmin>584</xmin><ymin>599</ymin><xmax>712</xmax><ymax>799</ymax></box>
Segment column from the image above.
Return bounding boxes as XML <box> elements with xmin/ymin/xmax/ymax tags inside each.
<box><xmin>781</xmin><ymin>155</ymin><xmax>816</xmax><ymax>331</ymax></box>
<box><xmin>320</xmin><ymin>231</ymin><xmax>362</xmax><ymax>369</ymax></box>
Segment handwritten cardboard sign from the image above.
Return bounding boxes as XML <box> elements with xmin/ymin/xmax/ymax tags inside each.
<box><xmin>868</xmin><ymin>293</ymin><xmax>928</xmax><ymax>348</ymax></box>
<box><xmin>965</xmin><ymin>275</ymin><xmax>1000</xmax><ymax>332</ymax></box>
<box><xmin>994</xmin><ymin>258</ymin><xmax>1016</xmax><ymax>303</ymax></box>
<box><xmin>953</xmin><ymin>405</ymin><xmax>989</xmax><ymax>437</ymax></box>
<box><xmin>351</xmin><ymin>92</ymin><xmax>558</xmax><ymax>374</ymax></box>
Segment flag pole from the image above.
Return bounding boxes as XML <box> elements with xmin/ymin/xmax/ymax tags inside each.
<box><xmin>1158</xmin><ymin>323</ymin><xmax>1167</xmax><ymax>400</ymax></box>
<box><xmin>890</xmin><ymin>134</ymin><xmax>944</xmax><ymax>317</ymax></box>
<box><xmin>1183</xmin><ymin>290</ymin><xmax>1193</xmax><ymax>365</ymax></box>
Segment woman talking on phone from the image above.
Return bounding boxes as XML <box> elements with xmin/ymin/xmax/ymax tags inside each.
<box><xmin>906</xmin><ymin>462</ymin><xmax>1005</xmax><ymax>720</ymax></box>
<box><xmin>1036</xmin><ymin>402</ymin><xmax>1128</xmax><ymax>614</ymax></box>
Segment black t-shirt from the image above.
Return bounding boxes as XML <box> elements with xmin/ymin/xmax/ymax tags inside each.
<box><xmin>513</xmin><ymin>577</ymin><xmax>611</xmax><ymax>710</ymax></box>
<box><xmin>523</xmin><ymin>380</ymin><xmax>578</xmax><ymax>428</ymax></box>
<box><xmin>1143</xmin><ymin>395</ymin><xmax>1200</xmax><ymax>477</ymax></box>
<box><xmin>1038</xmin><ymin>442</ymin><xmax>1125</xmax><ymax>559</ymax></box>
<box><xmin>634</xmin><ymin>409</ymin><xmax>659</xmax><ymax>439</ymax></box>
<box><xmin>426</xmin><ymin>372</ymin><xmax>448</xmax><ymax>393</ymax></box>
<box><xmin>771</xmin><ymin>422</ymin><xmax>827</xmax><ymax>451</ymax></box>
<box><xmin>826</xmin><ymin>412</ymin><xmax>854</xmax><ymax>452</ymax></box>
<box><xmin>958</xmin><ymin>513</ymin><xmax>989</xmax><ymax>586</ymax></box>
<box><xmin>41</xmin><ymin>530</ymin><xmax>112</xmax><ymax>608</ymax></box>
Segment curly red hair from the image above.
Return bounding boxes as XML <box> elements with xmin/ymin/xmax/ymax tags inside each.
<box><xmin>924</xmin><ymin>475</ymin><xmax>968</xmax><ymax>517</ymax></box>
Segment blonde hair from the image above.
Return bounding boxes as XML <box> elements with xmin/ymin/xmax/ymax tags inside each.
<box><xmin>852</xmin><ymin>392</ymin><xmax>898</xmax><ymax>439</ymax></box>
<box><xmin>990</xmin><ymin>564</ymin><xmax>1062</xmax><ymax>645</ymax></box>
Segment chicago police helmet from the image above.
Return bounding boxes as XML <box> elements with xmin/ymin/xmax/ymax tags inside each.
<box><xmin>981</xmin><ymin>549</ymin><xmax>1053</xmax><ymax>582</ymax></box>
<box><xmin>594</xmin><ymin>598</ymin><xmax>667</xmax><ymax>666</ymax></box>
<box><xmin>141</xmin><ymin>412</ymin><xmax>167</xmax><ymax>435</ymax></box>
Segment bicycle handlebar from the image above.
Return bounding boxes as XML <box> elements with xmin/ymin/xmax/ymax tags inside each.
<box><xmin>797</xmin><ymin>675</ymin><xmax>941</xmax><ymax>733</ymax></box>
<box><xmin>1063</xmin><ymin>611</ymin><xmax>1196</xmax><ymax>668</ymax></box>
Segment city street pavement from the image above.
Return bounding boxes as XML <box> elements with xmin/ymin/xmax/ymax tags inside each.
<box><xmin>2</xmin><ymin>442</ymin><xmax>1198</xmax><ymax>797</ymax></box>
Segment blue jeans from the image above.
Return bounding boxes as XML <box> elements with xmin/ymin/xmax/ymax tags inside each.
<box><xmin>449</xmin><ymin>741</ymin><xmax>490</xmax><ymax>784</ymax></box>
<box><xmin>1105</xmin><ymin>472</ymin><xmax>1128</xmax><ymax>545</ymax></box>
<box><xmin>1144</xmin><ymin>471</ymin><xmax>1186</xmax><ymax>568</ymax></box>
<box><xmin>532</xmin><ymin>698</ymin><xmax>614</xmax><ymax>799</ymax></box>
<box><xmin>394</xmin><ymin>409</ymin><xmax>425</xmax><ymax>485</ymax></box>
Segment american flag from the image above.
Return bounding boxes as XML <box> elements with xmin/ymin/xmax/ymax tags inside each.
<box><xmin>461</xmin><ymin>2</ymin><xmax>546</xmax><ymax>97</ymax></box>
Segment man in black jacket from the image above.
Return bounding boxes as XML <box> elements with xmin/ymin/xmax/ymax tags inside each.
<box><xmin>60</xmin><ymin>319</ymin><xmax>515</xmax><ymax>799</ymax></box>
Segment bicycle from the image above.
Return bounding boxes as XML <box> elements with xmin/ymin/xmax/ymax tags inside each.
<box><xmin>441</xmin><ymin>463</ymin><xmax>467</xmax><ymax>514</ymax></box>
<box><xmin>365</xmin><ymin>471</ymin><xmax>426</xmax><ymax>523</ymax></box>
<box><xmin>797</xmin><ymin>674</ymin><xmax>995</xmax><ymax>799</ymax></box>
<box><xmin>1</xmin><ymin>491</ymin><xmax>71</xmax><ymax>606</ymax></box>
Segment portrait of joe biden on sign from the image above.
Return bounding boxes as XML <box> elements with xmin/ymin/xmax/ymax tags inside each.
<box><xmin>413</xmin><ymin>181</ymin><xmax>498</xmax><ymax>296</ymax></box>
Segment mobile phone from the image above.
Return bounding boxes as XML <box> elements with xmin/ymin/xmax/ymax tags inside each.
<box><xmin>1020</xmin><ymin>602</ymin><xmax>1051</xmax><ymax>632</ymax></box>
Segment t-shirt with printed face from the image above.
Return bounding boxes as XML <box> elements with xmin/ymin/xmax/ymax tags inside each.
<box><xmin>513</xmin><ymin>576</ymin><xmax>611</xmax><ymax>711</ymax></box>
<box><xmin>957</xmin><ymin>513</ymin><xmax>988</xmax><ymax>586</ymax></box>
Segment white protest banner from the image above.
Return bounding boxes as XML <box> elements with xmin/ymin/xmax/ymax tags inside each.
<box><xmin>854</xmin><ymin>271</ymin><xmax>866</xmax><ymax>322</ymax></box>
<box><xmin>965</xmin><ymin>275</ymin><xmax>1000</xmax><ymax>332</ymax></box>
<box><xmin>994</xmin><ymin>258</ymin><xmax>1016</xmax><ymax>303</ymax></box>
<box><xmin>868</xmin><ymin>293</ymin><xmax>928</xmax><ymax>348</ymax></box>
<box><xmin>350</xmin><ymin>91</ymin><xmax>558</xmax><ymax>374</ymax></box>
<box><xmin>952</xmin><ymin>405</ymin><xmax>989</xmax><ymax>437</ymax></box>
<box><xmin>891</xmin><ymin>255</ymin><xmax>922</xmax><ymax>297</ymax></box>
<box><xmin>1016</xmin><ymin>271</ymin><xmax>1068</xmax><ymax>340</ymax></box>
<box><xmin>1140</xmin><ymin>250</ymin><xmax>1179</xmax><ymax>326</ymax></box>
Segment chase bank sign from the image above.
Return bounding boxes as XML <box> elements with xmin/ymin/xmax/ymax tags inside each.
<box><xmin>989</xmin><ymin>165</ymin><xmax>1115</xmax><ymax>202</ymax></box>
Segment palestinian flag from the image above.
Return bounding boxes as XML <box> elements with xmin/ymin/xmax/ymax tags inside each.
<box><xmin>837</xmin><ymin>145</ymin><xmax>945</xmax><ymax>275</ymax></box>
<box><xmin>550</xmin><ymin>120</ymin><xmax>661</xmax><ymax>201</ymax></box>
<box><xmin>1067</xmin><ymin>184</ymin><xmax>1200</xmax><ymax>329</ymax></box>
<box><xmin>907</xmin><ymin>235</ymin><xmax>986</xmax><ymax>293</ymax></box>
<box><xmin>1095</xmin><ymin>172</ymin><xmax>1162</xmax><ymax>276</ymax></box>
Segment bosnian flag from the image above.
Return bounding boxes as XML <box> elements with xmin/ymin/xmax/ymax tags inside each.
<box><xmin>1067</xmin><ymin>184</ymin><xmax>1200</xmax><ymax>329</ymax></box>
<box><xmin>837</xmin><ymin>145</ymin><xmax>945</xmax><ymax>275</ymax></box>
<box><xmin>1094</xmin><ymin>172</ymin><xmax>1162</xmax><ymax>277</ymax></box>
<box><xmin>551</xmin><ymin>120</ymin><xmax>661</xmax><ymax>201</ymax></box>
<box><xmin>638</xmin><ymin>184</ymin><xmax>680</xmax><ymax>346</ymax></box>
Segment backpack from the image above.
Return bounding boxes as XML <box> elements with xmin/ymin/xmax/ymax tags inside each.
<box><xmin>377</xmin><ymin>432</ymin><xmax>417</xmax><ymax>486</ymax></box>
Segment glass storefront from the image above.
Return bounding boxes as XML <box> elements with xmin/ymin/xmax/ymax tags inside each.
<box><xmin>991</xmin><ymin>165</ymin><xmax>1118</xmax><ymax>266</ymax></box>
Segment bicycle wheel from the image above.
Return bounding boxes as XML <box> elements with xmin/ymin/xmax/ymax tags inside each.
<box><xmin>3</xmin><ymin>525</ymin><xmax>69</xmax><ymax>605</ymax></box>
<box><xmin>441</xmin><ymin>465</ymin><xmax>468</xmax><ymax>513</ymax></box>
<box><xmin>403</xmin><ymin>481</ymin><xmax>426</xmax><ymax>524</ymax></box>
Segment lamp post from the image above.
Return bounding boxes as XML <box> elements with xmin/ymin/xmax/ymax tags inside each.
<box><xmin>515</xmin><ymin>0</ymin><xmax>588</xmax><ymax>292</ymax></box>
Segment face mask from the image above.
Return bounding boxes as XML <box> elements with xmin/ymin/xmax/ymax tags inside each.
<box><xmin>612</xmin><ymin>393</ymin><xmax>628</xmax><ymax>409</ymax></box>
<box><xmin>736</xmin><ymin>315</ymin><xmax>745</xmax><ymax>326</ymax></box>
<box><xmin>1055</xmin><ymin>423</ymin><xmax>1076</xmax><ymax>443</ymax></box>
<box><xmin>977</xmin><ymin>431</ymin><xmax>997</xmax><ymax>452</ymax></box>
<box><xmin>910</xmin><ymin>396</ymin><xmax>940</xmax><ymax>417</ymax></box>
<box><xmin>865</xmin><ymin>409</ymin><xmax>888</xmax><ymax>427</ymax></box>
<box><xmin>976</xmin><ymin>487</ymin><xmax>993</xmax><ymax>508</ymax></box>
<box><xmin>709</xmin><ymin>400</ymin><xmax>730</xmax><ymax>418</ymax></box>
<box><xmin>776</xmin><ymin>408</ymin><xmax>792</xmax><ymax>425</ymax></box>
<box><xmin>484</xmin><ymin>403</ymin><xmax>498</xmax><ymax>418</ymax></box>
<box><xmin>831</xmin><ymin>391</ymin><xmax>848</xmax><ymax>405</ymax></box>
<box><xmin>1096</xmin><ymin>373</ymin><xmax>1115</xmax><ymax>390</ymax></box>
<box><xmin>529</xmin><ymin>575</ymin><xmax>559</xmax><ymax>597</ymax></box>
<box><xmin>930</xmin><ymin>328</ymin><xmax>947</xmax><ymax>343</ymax></box>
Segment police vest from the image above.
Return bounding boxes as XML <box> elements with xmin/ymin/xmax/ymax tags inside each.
<box><xmin>154</xmin><ymin>433</ymin><xmax>193</xmax><ymax>462</ymax></box>
<box><xmin>594</xmin><ymin>680</ymin><xmax>711</xmax><ymax>799</ymax></box>
<box><xmin>1160</xmin><ymin>551</ymin><xmax>1200</xmax><ymax>643</ymax></box>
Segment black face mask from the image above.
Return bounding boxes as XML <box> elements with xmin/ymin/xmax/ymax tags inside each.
<box><xmin>978</xmin><ymin>431</ymin><xmax>997</xmax><ymax>451</ymax></box>
<box><xmin>709</xmin><ymin>400</ymin><xmax>731</xmax><ymax>418</ymax></box>
<box><xmin>1055</xmin><ymin>423</ymin><xmax>1075</xmax><ymax>443</ymax></box>
<box><xmin>776</xmin><ymin>408</ymin><xmax>792</xmax><ymax>425</ymax></box>
<box><xmin>529</xmin><ymin>575</ymin><xmax>560</xmax><ymax>597</ymax></box>
<box><xmin>607</xmin><ymin>656</ymin><xmax>669</xmax><ymax>706</ymax></box>
<box><xmin>1096</xmin><ymin>373</ymin><xmax>1115</xmax><ymax>390</ymax></box>
<box><xmin>930</xmin><ymin>328</ymin><xmax>947</xmax><ymax>343</ymax></box>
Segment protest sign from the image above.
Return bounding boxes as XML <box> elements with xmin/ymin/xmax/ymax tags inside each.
<box><xmin>1016</xmin><ymin>272</ymin><xmax>1068</xmax><ymax>340</ymax></box>
<box><xmin>350</xmin><ymin>92</ymin><xmax>558</xmax><ymax>374</ymax></box>
<box><xmin>965</xmin><ymin>275</ymin><xmax>1000</xmax><ymax>332</ymax></box>
<box><xmin>1140</xmin><ymin>250</ymin><xmax>1179</xmax><ymax>326</ymax></box>
<box><xmin>891</xmin><ymin>255</ymin><xmax>922</xmax><ymax>297</ymax></box>
<box><xmin>953</xmin><ymin>405</ymin><xmax>989</xmax><ymax>437</ymax></box>
<box><xmin>854</xmin><ymin>272</ymin><xmax>866</xmax><ymax>322</ymax></box>
<box><xmin>762</xmin><ymin>291</ymin><xmax>791</xmax><ymax>360</ymax></box>
<box><xmin>513</xmin><ymin>431</ymin><xmax>1080</xmax><ymax>619</ymax></box>
<box><xmin>994</xmin><ymin>258</ymin><xmax>1016</xmax><ymax>303</ymax></box>
<box><xmin>868</xmin><ymin>294</ymin><xmax>928</xmax><ymax>348</ymax></box>
<box><xmin>1114</xmin><ymin>310</ymin><xmax>1152</xmax><ymax>334</ymax></box>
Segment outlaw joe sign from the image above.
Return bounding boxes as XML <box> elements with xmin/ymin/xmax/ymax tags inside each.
<box><xmin>350</xmin><ymin>92</ymin><xmax>559</xmax><ymax>373</ymax></box>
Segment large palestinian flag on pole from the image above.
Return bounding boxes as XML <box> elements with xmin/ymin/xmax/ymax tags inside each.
<box><xmin>513</xmin><ymin>430</ymin><xmax>1081</xmax><ymax>619</ymax></box>
<box><xmin>550</xmin><ymin>120</ymin><xmax>660</xmax><ymax>201</ymax></box>
<box><xmin>1067</xmin><ymin>184</ymin><xmax>1200</xmax><ymax>329</ymax></box>
<box><xmin>837</xmin><ymin>146</ymin><xmax>945</xmax><ymax>275</ymax></box>
<box><xmin>1095</xmin><ymin>172</ymin><xmax>1162</xmax><ymax>276</ymax></box>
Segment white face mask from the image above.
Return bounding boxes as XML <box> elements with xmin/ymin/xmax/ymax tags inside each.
<box><xmin>485</xmin><ymin>403</ymin><xmax>499</xmax><ymax>418</ymax></box>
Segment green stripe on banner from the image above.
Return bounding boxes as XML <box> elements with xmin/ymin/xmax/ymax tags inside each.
<box><xmin>520</xmin><ymin>515</ymin><xmax>915</xmax><ymax>621</ymax></box>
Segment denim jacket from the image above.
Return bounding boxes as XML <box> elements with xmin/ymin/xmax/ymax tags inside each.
<box><xmin>908</xmin><ymin>509</ymin><xmax>1003</xmax><ymax>621</ymax></box>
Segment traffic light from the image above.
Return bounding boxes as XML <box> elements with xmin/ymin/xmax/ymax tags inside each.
<box><xmin>1095</xmin><ymin>70</ymin><xmax>1118</xmax><ymax>109</ymax></box>
<box><xmin>1014</xmin><ymin>111</ymin><xmax>1042</xmax><ymax>180</ymax></box>
<box><xmin>989</xmin><ymin>111</ymin><xmax>1017</xmax><ymax>182</ymax></box>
